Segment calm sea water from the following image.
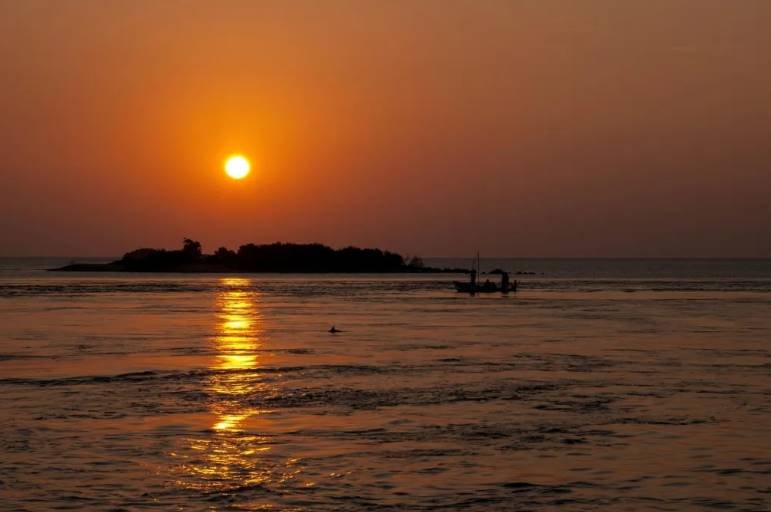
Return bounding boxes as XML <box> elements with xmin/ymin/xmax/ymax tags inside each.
<box><xmin>1</xmin><ymin>258</ymin><xmax>769</xmax><ymax>510</ymax></box>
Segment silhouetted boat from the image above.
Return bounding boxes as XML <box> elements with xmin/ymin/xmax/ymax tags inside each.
<box><xmin>453</xmin><ymin>280</ymin><xmax>503</xmax><ymax>293</ymax></box>
<box><xmin>453</xmin><ymin>252</ymin><xmax>517</xmax><ymax>294</ymax></box>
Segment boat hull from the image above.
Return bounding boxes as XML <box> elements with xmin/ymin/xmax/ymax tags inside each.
<box><xmin>453</xmin><ymin>281</ymin><xmax>512</xmax><ymax>294</ymax></box>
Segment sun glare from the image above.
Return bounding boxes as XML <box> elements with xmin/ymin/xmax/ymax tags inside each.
<box><xmin>224</xmin><ymin>155</ymin><xmax>251</xmax><ymax>180</ymax></box>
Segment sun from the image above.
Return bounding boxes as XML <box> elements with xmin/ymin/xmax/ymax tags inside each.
<box><xmin>224</xmin><ymin>155</ymin><xmax>251</xmax><ymax>180</ymax></box>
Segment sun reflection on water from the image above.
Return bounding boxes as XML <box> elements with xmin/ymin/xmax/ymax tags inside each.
<box><xmin>211</xmin><ymin>277</ymin><xmax>263</xmax><ymax>431</ymax></box>
<box><xmin>176</xmin><ymin>278</ymin><xmax>281</xmax><ymax>492</ymax></box>
<box><xmin>172</xmin><ymin>278</ymin><xmax>305</xmax><ymax>495</ymax></box>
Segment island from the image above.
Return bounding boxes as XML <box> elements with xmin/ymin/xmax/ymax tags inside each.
<box><xmin>50</xmin><ymin>239</ymin><xmax>466</xmax><ymax>274</ymax></box>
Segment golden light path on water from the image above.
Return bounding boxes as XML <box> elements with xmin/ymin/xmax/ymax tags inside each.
<box><xmin>180</xmin><ymin>277</ymin><xmax>301</xmax><ymax>493</ymax></box>
<box><xmin>212</xmin><ymin>277</ymin><xmax>262</xmax><ymax>432</ymax></box>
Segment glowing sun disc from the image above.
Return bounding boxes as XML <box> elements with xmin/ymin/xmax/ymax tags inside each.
<box><xmin>225</xmin><ymin>155</ymin><xmax>251</xmax><ymax>180</ymax></box>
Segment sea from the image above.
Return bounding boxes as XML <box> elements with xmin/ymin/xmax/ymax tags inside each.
<box><xmin>0</xmin><ymin>258</ymin><xmax>769</xmax><ymax>511</ymax></box>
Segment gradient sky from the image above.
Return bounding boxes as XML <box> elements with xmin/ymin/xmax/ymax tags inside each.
<box><xmin>1</xmin><ymin>0</ymin><xmax>770</xmax><ymax>257</ymax></box>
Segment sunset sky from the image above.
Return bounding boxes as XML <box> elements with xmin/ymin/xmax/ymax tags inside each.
<box><xmin>1</xmin><ymin>0</ymin><xmax>769</xmax><ymax>257</ymax></box>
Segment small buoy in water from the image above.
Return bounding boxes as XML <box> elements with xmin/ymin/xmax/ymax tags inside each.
<box><xmin>329</xmin><ymin>325</ymin><xmax>341</xmax><ymax>334</ymax></box>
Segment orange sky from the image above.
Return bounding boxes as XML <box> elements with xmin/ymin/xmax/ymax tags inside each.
<box><xmin>1</xmin><ymin>0</ymin><xmax>770</xmax><ymax>257</ymax></box>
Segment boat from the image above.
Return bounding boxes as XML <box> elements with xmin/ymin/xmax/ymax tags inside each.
<box><xmin>453</xmin><ymin>280</ymin><xmax>503</xmax><ymax>293</ymax></box>
<box><xmin>453</xmin><ymin>253</ymin><xmax>517</xmax><ymax>294</ymax></box>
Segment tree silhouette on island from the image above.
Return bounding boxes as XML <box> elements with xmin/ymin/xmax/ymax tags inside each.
<box><xmin>52</xmin><ymin>239</ymin><xmax>463</xmax><ymax>273</ymax></box>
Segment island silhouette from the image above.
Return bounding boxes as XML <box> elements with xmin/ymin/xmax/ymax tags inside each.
<box><xmin>51</xmin><ymin>238</ymin><xmax>465</xmax><ymax>273</ymax></box>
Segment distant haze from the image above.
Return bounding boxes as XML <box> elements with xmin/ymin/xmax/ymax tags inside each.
<box><xmin>1</xmin><ymin>0</ymin><xmax>770</xmax><ymax>257</ymax></box>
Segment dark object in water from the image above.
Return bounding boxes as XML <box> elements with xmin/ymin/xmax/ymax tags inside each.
<box><xmin>329</xmin><ymin>326</ymin><xmax>342</xmax><ymax>334</ymax></box>
<box><xmin>453</xmin><ymin>253</ymin><xmax>517</xmax><ymax>294</ymax></box>
<box><xmin>453</xmin><ymin>279</ymin><xmax>517</xmax><ymax>294</ymax></box>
